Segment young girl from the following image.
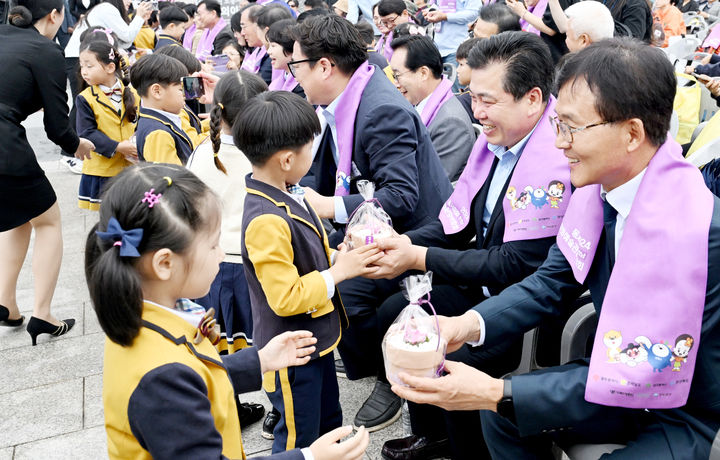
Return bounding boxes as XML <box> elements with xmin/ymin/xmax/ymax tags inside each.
<box><xmin>266</xmin><ymin>18</ymin><xmax>305</xmax><ymax>98</ymax></box>
<box><xmin>76</xmin><ymin>37</ymin><xmax>138</xmax><ymax>210</ymax></box>
<box><xmin>85</xmin><ymin>163</ymin><xmax>369</xmax><ymax>459</ymax></box>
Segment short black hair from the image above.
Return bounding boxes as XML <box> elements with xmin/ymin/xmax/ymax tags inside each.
<box><xmin>267</xmin><ymin>18</ymin><xmax>297</xmax><ymax>55</ymax></box>
<box><xmin>305</xmin><ymin>0</ymin><xmax>329</xmax><ymax>9</ymax></box>
<box><xmin>378</xmin><ymin>0</ymin><xmax>406</xmax><ymax>16</ymax></box>
<box><xmin>181</xmin><ymin>3</ymin><xmax>197</xmax><ymax>17</ymax></box>
<box><xmin>155</xmin><ymin>45</ymin><xmax>201</xmax><ymax>74</ymax></box>
<box><xmin>247</xmin><ymin>4</ymin><xmax>264</xmax><ymax>22</ymax></box>
<box><xmin>478</xmin><ymin>3</ymin><xmax>521</xmax><ymax>33</ymax></box>
<box><xmin>556</xmin><ymin>38</ymin><xmax>675</xmax><ymax>147</ymax></box>
<box><xmin>467</xmin><ymin>31</ymin><xmax>552</xmax><ymax>102</ymax></box>
<box><xmin>257</xmin><ymin>4</ymin><xmax>293</xmax><ymax>29</ymax></box>
<box><xmin>456</xmin><ymin>37</ymin><xmax>481</xmax><ymax>60</ymax></box>
<box><xmin>297</xmin><ymin>7</ymin><xmax>330</xmax><ymax>22</ymax></box>
<box><xmin>233</xmin><ymin>92</ymin><xmax>321</xmax><ymax>166</ymax></box>
<box><xmin>390</xmin><ymin>34</ymin><xmax>443</xmax><ymax>79</ymax></box>
<box><xmin>355</xmin><ymin>20</ymin><xmax>375</xmax><ymax>46</ymax></box>
<box><xmin>159</xmin><ymin>5</ymin><xmax>188</xmax><ymax>28</ymax></box>
<box><xmin>198</xmin><ymin>0</ymin><xmax>221</xmax><ymax>16</ymax></box>
<box><xmin>130</xmin><ymin>54</ymin><xmax>188</xmax><ymax>96</ymax></box>
<box><xmin>292</xmin><ymin>15</ymin><xmax>368</xmax><ymax>75</ymax></box>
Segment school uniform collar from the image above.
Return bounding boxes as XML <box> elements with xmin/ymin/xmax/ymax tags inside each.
<box><xmin>142</xmin><ymin>106</ymin><xmax>182</xmax><ymax>130</ymax></box>
<box><xmin>220</xmin><ymin>133</ymin><xmax>234</xmax><ymax>145</ymax></box>
<box><xmin>89</xmin><ymin>82</ymin><xmax>126</xmax><ymax>118</ymax></box>
<box><xmin>158</xmin><ymin>33</ymin><xmax>181</xmax><ymax>45</ymax></box>
<box><xmin>139</xmin><ymin>107</ymin><xmax>193</xmax><ymax>148</ymax></box>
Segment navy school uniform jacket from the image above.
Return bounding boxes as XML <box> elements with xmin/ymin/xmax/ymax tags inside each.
<box><xmin>136</xmin><ymin>107</ymin><xmax>194</xmax><ymax>165</ymax></box>
<box><xmin>154</xmin><ymin>34</ymin><xmax>182</xmax><ymax>50</ymax></box>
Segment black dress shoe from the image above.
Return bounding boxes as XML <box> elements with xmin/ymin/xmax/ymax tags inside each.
<box><xmin>335</xmin><ymin>357</ymin><xmax>346</xmax><ymax>378</ymax></box>
<box><xmin>0</xmin><ymin>305</ymin><xmax>24</xmax><ymax>327</ymax></box>
<box><xmin>238</xmin><ymin>402</ymin><xmax>265</xmax><ymax>428</ymax></box>
<box><xmin>381</xmin><ymin>435</ymin><xmax>450</xmax><ymax>460</ymax></box>
<box><xmin>353</xmin><ymin>380</ymin><xmax>402</xmax><ymax>432</ymax></box>
<box><xmin>262</xmin><ymin>407</ymin><xmax>280</xmax><ymax>440</ymax></box>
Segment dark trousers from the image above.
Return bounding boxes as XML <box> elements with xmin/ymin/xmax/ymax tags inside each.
<box><xmin>265</xmin><ymin>353</ymin><xmax>343</xmax><ymax>453</ymax></box>
<box><xmin>61</xmin><ymin>56</ymin><xmax>80</xmax><ymax>157</ymax></box>
<box><xmin>480</xmin><ymin>362</ymin><xmax>713</xmax><ymax>460</ymax></box>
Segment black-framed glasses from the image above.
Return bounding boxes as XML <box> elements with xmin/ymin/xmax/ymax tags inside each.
<box><xmin>379</xmin><ymin>14</ymin><xmax>399</xmax><ymax>27</ymax></box>
<box><xmin>550</xmin><ymin>116</ymin><xmax>612</xmax><ymax>143</ymax></box>
<box><xmin>287</xmin><ymin>58</ymin><xmax>334</xmax><ymax>78</ymax></box>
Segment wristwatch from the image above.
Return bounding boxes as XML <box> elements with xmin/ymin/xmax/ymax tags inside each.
<box><xmin>496</xmin><ymin>378</ymin><xmax>516</xmax><ymax>423</ymax></box>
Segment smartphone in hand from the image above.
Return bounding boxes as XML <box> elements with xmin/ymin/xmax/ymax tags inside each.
<box><xmin>181</xmin><ymin>76</ymin><xmax>205</xmax><ymax>99</ymax></box>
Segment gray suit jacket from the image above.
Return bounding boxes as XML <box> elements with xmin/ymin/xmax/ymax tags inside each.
<box><xmin>427</xmin><ymin>95</ymin><xmax>477</xmax><ymax>182</ymax></box>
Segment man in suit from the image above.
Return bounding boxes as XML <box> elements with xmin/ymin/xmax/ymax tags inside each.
<box><xmin>289</xmin><ymin>14</ymin><xmax>454</xmax><ymax>432</ymax></box>
<box><xmin>389</xmin><ymin>34</ymin><xmax>476</xmax><ymax>182</ymax></box>
<box><xmin>392</xmin><ymin>39</ymin><xmax>720</xmax><ymax>459</ymax></box>
<box><xmin>374</xmin><ymin>31</ymin><xmax>572</xmax><ymax>457</ymax></box>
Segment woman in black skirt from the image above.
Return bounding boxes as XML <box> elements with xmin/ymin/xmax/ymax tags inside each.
<box><xmin>0</xmin><ymin>0</ymin><xmax>94</xmax><ymax>345</ymax></box>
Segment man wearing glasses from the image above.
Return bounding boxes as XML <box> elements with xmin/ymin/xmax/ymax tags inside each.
<box><xmin>375</xmin><ymin>0</ymin><xmax>412</xmax><ymax>61</ymax></box>
<box><xmin>392</xmin><ymin>38</ymin><xmax>720</xmax><ymax>460</ymax></box>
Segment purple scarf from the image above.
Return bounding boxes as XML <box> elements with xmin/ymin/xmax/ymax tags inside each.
<box><xmin>241</xmin><ymin>46</ymin><xmax>267</xmax><ymax>74</ymax></box>
<box><xmin>182</xmin><ymin>23</ymin><xmax>196</xmax><ymax>51</ymax></box>
<box><xmin>439</xmin><ymin>97</ymin><xmax>571</xmax><ymax>242</ymax></box>
<box><xmin>519</xmin><ymin>0</ymin><xmax>549</xmax><ymax>36</ymax></box>
<box><xmin>268</xmin><ymin>71</ymin><xmax>300</xmax><ymax>92</ymax></box>
<box><xmin>195</xmin><ymin>18</ymin><xmax>227</xmax><ymax>60</ymax></box>
<box><xmin>375</xmin><ymin>30</ymin><xmax>394</xmax><ymax>62</ymax></box>
<box><xmin>557</xmin><ymin>139</ymin><xmax>712</xmax><ymax>409</ymax></box>
<box><xmin>703</xmin><ymin>23</ymin><xmax>720</xmax><ymax>49</ymax></box>
<box><xmin>332</xmin><ymin>62</ymin><xmax>375</xmax><ymax>196</ymax></box>
<box><xmin>420</xmin><ymin>77</ymin><xmax>454</xmax><ymax>127</ymax></box>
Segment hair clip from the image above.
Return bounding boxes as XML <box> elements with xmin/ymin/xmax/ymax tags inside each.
<box><xmin>96</xmin><ymin>217</ymin><xmax>143</xmax><ymax>257</ymax></box>
<box><xmin>142</xmin><ymin>188</ymin><xmax>162</xmax><ymax>208</ymax></box>
<box><xmin>163</xmin><ymin>176</ymin><xmax>172</xmax><ymax>186</ymax></box>
<box><xmin>99</xmin><ymin>28</ymin><xmax>115</xmax><ymax>46</ymax></box>
<box><xmin>217</xmin><ymin>103</ymin><xmax>225</xmax><ymax>110</ymax></box>
<box><xmin>108</xmin><ymin>48</ymin><xmax>115</xmax><ymax>61</ymax></box>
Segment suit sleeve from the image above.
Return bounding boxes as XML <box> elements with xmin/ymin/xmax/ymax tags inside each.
<box><xmin>342</xmin><ymin>104</ymin><xmax>423</xmax><ymax>222</ymax></box>
<box><xmin>142</xmin><ymin>130</ymin><xmax>183</xmax><ymax>165</ymax></box>
<box><xmin>75</xmin><ymin>95</ymin><xmax>119</xmax><ymax>158</ymax></box>
<box><xmin>428</xmin><ymin>113</ymin><xmax>475</xmax><ymax>182</ymax></box>
<box><xmin>405</xmin><ymin>219</ymin><xmax>475</xmax><ymax>250</ymax></box>
<box><xmin>244</xmin><ymin>214</ymin><xmax>329</xmax><ymax>317</ymax></box>
<box><xmin>425</xmin><ymin>236</ymin><xmax>557</xmax><ymax>292</ymax></box>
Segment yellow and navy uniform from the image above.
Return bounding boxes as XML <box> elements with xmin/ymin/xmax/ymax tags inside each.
<box><xmin>133</xmin><ymin>25</ymin><xmax>157</xmax><ymax>50</ymax></box>
<box><xmin>367</xmin><ymin>48</ymin><xmax>395</xmax><ymax>83</ymax></box>
<box><xmin>181</xmin><ymin>105</ymin><xmax>210</xmax><ymax>147</ymax></box>
<box><xmin>154</xmin><ymin>33</ymin><xmax>182</xmax><ymax>50</ymax></box>
<box><xmin>241</xmin><ymin>176</ymin><xmax>347</xmax><ymax>451</ymax></box>
<box><xmin>136</xmin><ymin>107</ymin><xmax>194</xmax><ymax>164</ymax></box>
<box><xmin>75</xmin><ymin>83</ymin><xmax>138</xmax><ymax>210</ymax></box>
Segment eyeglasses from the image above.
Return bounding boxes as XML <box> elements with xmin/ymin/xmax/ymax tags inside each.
<box><xmin>550</xmin><ymin>116</ymin><xmax>612</xmax><ymax>143</ymax></box>
<box><xmin>392</xmin><ymin>68</ymin><xmax>414</xmax><ymax>81</ymax></box>
<box><xmin>287</xmin><ymin>58</ymin><xmax>334</xmax><ymax>77</ymax></box>
<box><xmin>379</xmin><ymin>14</ymin><xmax>399</xmax><ymax>27</ymax></box>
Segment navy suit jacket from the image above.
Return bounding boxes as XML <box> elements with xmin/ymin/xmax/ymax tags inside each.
<box><xmin>304</xmin><ymin>65</ymin><xmax>453</xmax><ymax>244</ymax></box>
<box><xmin>475</xmin><ymin>196</ymin><xmax>720</xmax><ymax>445</ymax></box>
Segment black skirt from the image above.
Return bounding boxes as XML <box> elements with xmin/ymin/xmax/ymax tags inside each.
<box><xmin>0</xmin><ymin>173</ymin><xmax>56</xmax><ymax>232</ymax></box>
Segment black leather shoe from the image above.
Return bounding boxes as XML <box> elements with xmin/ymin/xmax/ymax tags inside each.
<box><xmin>262</xmin><ymin>407</ymin><xmax>280</xmax><ymax>440</ymax></box>
<box><xmin>335</xmin><ymin>358</ymin><xmax>346</xmax><ymax>378</ymax></box>
<box><xmin>238</xmin><ymin>402</ymin><xmax>265</xmax><ymax>428</ymax></box>
<box><xmin>381</xmin><ymin>435</ymin><xmax>450</xmax><ymax>460</ymax></box>
<box><xmin>353</xmin><ymin>380</ymin><xmax>402</xmax><ymax>432</ymax></box>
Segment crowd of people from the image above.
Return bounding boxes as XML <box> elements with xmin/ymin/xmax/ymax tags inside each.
<box><xmin>1</xmin><ymin>0</ymin><xmax>720</xmax><ymax>457</ymax></box>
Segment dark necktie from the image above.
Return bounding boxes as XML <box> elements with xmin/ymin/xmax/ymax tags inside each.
<box><xmin>602</xmin><ymin>197</ymin><xmax>618</xmax><ymax>269</ymax></box>
<box><xmin>314</xmin><ymin>127</ymin><xmax>338</xmax><ymax>197</ymax></box>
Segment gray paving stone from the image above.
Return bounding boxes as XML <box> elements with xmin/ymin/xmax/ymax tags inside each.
<box><xmin>0</xmin><ymin>447</ymin><xmax>13</xmax><ymax>460</ymax></box>
<box><xmin>83</xmin><ymin>300</ymin><xmax>102</xmax><ymax>336</ymax></box>
<box><xmin>13</xmin><ymin>426</ymin><xmax>107</xmax><ymax>460</ymax></box>
<box><xmin>84</xmin><ymin>373</ymin><xmax>104</xmax><ymax>429</ymax></box>
<box><xmin>0</xmin><ymin>379</ymin><xmax>83</xmax><ymax>448</ymax></box>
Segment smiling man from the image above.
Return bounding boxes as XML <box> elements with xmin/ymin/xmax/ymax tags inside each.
<box><xmin>194</xmin><ymin>0</ymin><xmax>227</xmax><ymax>60</ymax></box>
<box><xmin>240</xmin><ymin>5</ymin><xmax>274</xmax><ymax>84</ymax></box>
<box><xmin>392</xmin><ymin>38</ymin><xmax>720</xmax><ymax>459</ymax></box>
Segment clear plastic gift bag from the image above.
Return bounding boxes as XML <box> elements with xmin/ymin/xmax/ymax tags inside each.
<box><xmin>345</xmin><ymin>180</ymin><xmax>394</xmax><ymax>249</ymax></box>
<box><xmin>382</xmin><ymin>272</ymin><xmax>447</xmax><ymax>386</ymax></box>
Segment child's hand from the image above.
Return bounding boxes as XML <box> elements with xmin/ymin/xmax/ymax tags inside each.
<box><xmin>258</xmin><ymin>330</ymin><xmax>317</xmax><ymax>374</ymax></box>
<box><xmin>329</xmin><ymin>243</ymin><xmax>383</xmax><ymax>284</ymax></box>
<box><xmin>116</xmin><ymin>140</ymin><xmax>138</xmax><ymax>161</ymax></box>
<box><xmin>309</xmin><ymin>426</ymin><xmax>369</xmax><ymax>460</ymax></box>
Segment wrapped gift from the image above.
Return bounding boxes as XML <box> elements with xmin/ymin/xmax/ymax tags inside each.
<box><xmin>346</xmin><ymin>180</ymin><xmax>393</xmax><ymax>249</ymax></box>
<box><xmin>382</xmin><ymin>272</ymin><xmax>446</xmax><ymax>386</ymax></box>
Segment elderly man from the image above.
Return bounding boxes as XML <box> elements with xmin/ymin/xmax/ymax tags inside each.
<box><xmin>564</xmin><ymin>1</ymin><xmax>614</xmax><ymax>52</ymax></box>
<box><xmin>194</xmin><ymin>0</ymin><xmax>227</xmax><ymax>60</ymax></box>
<box><xmin>472</xmin><ymin>2</ymin><xmax>521</xmax><ymax>38</ymax></box>
<box><xmin>240</xmin><ymin>5</ymin><xmax>274</xmax><ymax>84</ymax></box>
<box><xmin>393</xmin><ymin>39</ymin><xmax>720</xmax><ymax>459</ymax></box>
<box><xmin>389</xmin><ymin>34</ymin><xmax>475</xmax><ymax>181</ymax></box>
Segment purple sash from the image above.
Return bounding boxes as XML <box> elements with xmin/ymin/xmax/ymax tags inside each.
<box><xmin>519</xmin><ymin>0</ymin><xmax>549</xmax><ymax>36</ymax></box>
<box><xmin>333</xmin><ymin>62</ymin><xmax>375</xmax><ymax>196</ymax></box>
<box><xmin>375</xmin><ymin>30</ymin><xmax>394</xmax><ymax>62</ymax></box>
<box><xmin>195</xmin><ymin>18</ymin><xmax>227</xmax><ymax>60</ymax></box>
<box><xmin>182</xmin><ymin>23</ymin><xmax>196</xmax><ymax>51</ymax></box>
<box><xmin>557</xmin><ymin>139</ymin><xmax>712</xmax><ymax>409</ymax></box>
<box><xmin>268</xmin><ymin>71</ymin><xmax>300</xmax><ymax>92</ymax></box>
<box><xmin>420</xmin><ymin>77</ymin><xmax>454</xmax><ymax>127</ymax></box>
<box><xmin>703</xmin><ymin>23</ymin><xmax>720</xmax><ymax>49</ymax></box>
<box><xmin>439</xmin><ymin>97</ymin><xmax>571</xmax><ymax>242</ymax></box>
<box><xmin>241</xmin><ymin>46</ymin><xmax>267</xmax><ymax>74</ymax></box>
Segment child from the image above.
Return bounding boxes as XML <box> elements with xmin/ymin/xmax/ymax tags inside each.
<box><xmin>266</xmin><ymin>18</ymin><xmax>305</xmax><ymax>98</ymax></box>
<box><xmin>85</xmin><ymin>163</ymin><xmax>370</xmax><ymax>459</ymax></box>
<box><xmin>234</xmin><ymin>91</ymin><xmax>382</xmax><ymax>452</ymax></box>
<box><xmin>455</xmin><ymin>37</ymin><xmax>481</xmax><ymax>124</ymax></box>
<box><xmin>130</xmin><ymin>53</ymin><xmax>195</xmax><ymax>164</ymax></box>
<box><xmin>155</xmin><ymin>5</ymin><xmax>188</xmax><ymax>50</ymax></box>
<box><xmin>76</xmin><ymin>38</ymin><xmax>138</xmax><ymax>210</ymax></box>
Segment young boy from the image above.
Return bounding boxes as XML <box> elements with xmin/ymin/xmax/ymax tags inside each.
<box><xmin>129</xmin><ymin>54</ymin><xmax>195</xmax><ymax>164</ymax></box>
<box><xmin>234</xmin><ymin>91</ymin><xmax>382</xmax><ymax>453</ymax></box>
<box><xmin>455</xmin><ymin>37</ymin><xmax>481</xmax><ymax>124</ymax></box>
<box><xmin>155</xmin><ymin>5</ymin><xmax>190</xmax><ymax>50</ymax></box>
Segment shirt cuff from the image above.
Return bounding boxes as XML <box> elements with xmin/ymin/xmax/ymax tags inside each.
<box><xmin>330</xmin><ymin>250</ymin><xmax>338</xmax><ymax>265</ymax></box>
<box><xmin>466</xmin><ymin>309</ymin><xmax>486</xmax><ymax>347</ymax></box>
<box><xmin>334</xmin><ymin>196</ymin><xmax>349</xmax><ymax>224</ymax></box>
<box><xmin>320</xmin><ymin>269</ymin><xmax>335</xmax><ymax>299</ymax></box>
<box><xmin>302</xmin><ymin>447</ymin><xmax>315</xmax><ymax>460</ymax></box>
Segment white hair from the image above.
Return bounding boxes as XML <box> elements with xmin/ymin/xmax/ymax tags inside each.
<box><xmin>565</xmin><ymin>1</ymin><xmax>614</xmax><ymax>43</ymax></box>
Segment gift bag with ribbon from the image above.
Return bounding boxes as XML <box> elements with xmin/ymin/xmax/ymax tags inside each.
<box><xmin>345</xmin><ymin>180</ymin><xmax>394</xmax><ymax>249</ymax></box>
<box><xmin>382</xmin><ymin>272</ymin><xmax>447</xmax><ymax>386</ymax></box>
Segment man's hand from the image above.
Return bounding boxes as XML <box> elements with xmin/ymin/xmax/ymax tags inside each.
<box><xmin>365</xmin><ymin>236</ymin><xmax>425</xmax><ymax>279</ymax></box>
<box><xmin>705</xmin><ymin>78</ymin><xmax>720</xmax><ymax>98</ymax></box>
<box><xmin>75</xmin><ymin>138</ymin><xmax>95</xmax><ymax>160</ymax></box>
<box><xmin>391</xmin><ymin>360</ymin><xmax>504</xmax><ymax>411</ymax></box>
<box><xmin>423</xmin><ymin>10</ymin><xmax>448</xmax><ymax>22</ymax></box>
<box><xmin>438</xmin><ymin>311</ymin><xmax>482</xmax><ymax>353</ymax></box>
<box><xmin>258</xmin><ymin>330</ymin><xmax>317</xmax><ymax>374</ymax></box>
<box><xmin>303</xmin><ymin>187</ymin><xmax>336</xmax><ymax>219</ymax></box>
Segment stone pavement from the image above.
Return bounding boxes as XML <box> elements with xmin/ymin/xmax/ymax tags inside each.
<box><xmin>0</xmin><ymin>112</ymin><xmax>402</xmax><ymax>459</ymax></box>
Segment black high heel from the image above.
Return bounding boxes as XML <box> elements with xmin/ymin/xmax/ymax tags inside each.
<box><xmin>27</xmin><ymin>316</ymin><xmax>75</xmax><ymax>346</ymax></box>
<box><xmin>0</xmin><ymin>304</ymin><xmax>25</xmax><ymax>327</ymax></box>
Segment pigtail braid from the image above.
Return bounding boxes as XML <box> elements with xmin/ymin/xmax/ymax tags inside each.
<box><xmin>209</xmin><ymin>104</ymin><xmax>227</xmax><ymax>174</ymax></box>
<box><xmin>119</xmin><ymin>57</ymin><xmax>138</xmax><ymax>123</ymax></box>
